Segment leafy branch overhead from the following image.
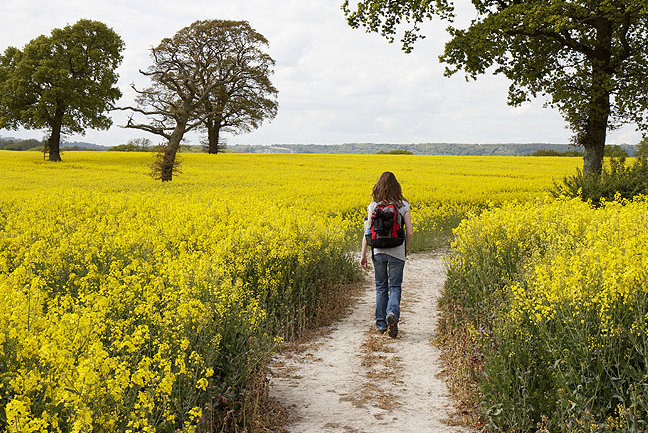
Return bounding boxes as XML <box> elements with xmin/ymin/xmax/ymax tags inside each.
<box><xmin>343</xmin><ymin>0</ymin><xmax>648</xmax><ymax>176</ymax></box>
<box><xmin>342</xmin><ymin>0</ymin><xmax>453</xmax><ymax>52</ymax></box>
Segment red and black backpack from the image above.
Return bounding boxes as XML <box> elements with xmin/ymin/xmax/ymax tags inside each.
<box><xmin>366</xmin><ymin>203</ymin><xmax>405</xmax><ymax>248</ymax></box>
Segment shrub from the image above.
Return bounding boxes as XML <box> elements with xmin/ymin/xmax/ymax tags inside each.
<box><xmin>531</xmin><ymin>149</ymin><xmax>561</xmax><ymax>156</ymax></box>
<box><xmin>0</xmin><ymin>139</ymin><xmax>43</xmax><ymax>151</ymax></box>
<box><xmin>530</xmin><ymin>149</ymin><xmax>584</xmax><ymax>157</ymax></box>
<box><xmin>61</xmin><ymin>145</ymin><xmax>97</xmax><ymax>151</ymax></box>
<box><xmin>109</xmin><ymin>138</ymin><xmax>153</xmax><ymax>152</ymax></box>
<box><xmin>604</xmin><ymin>144</ymin><xmax>628</xmax><ymax>158</ymax></box>
<box><xmin>561</xmin><ymin>150</ymin><xmax>584</xmax><ymax>157</ymax></box>
<box><xmin>376</xmin><ymin>149</ymin><xmax>413</xmax><ymax>155</ymax></box>
<box><xmin>552</xmin><ymin>155</ymin><xmax>648</xmax><ymax>203</ymax></box>
<box><xmin>109</xmin><ymin>143</ymin><xmax>144</xmax><ymax>151</ymax></box>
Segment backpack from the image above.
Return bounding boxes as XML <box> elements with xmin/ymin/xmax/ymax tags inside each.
<box><xmin>366</xmin><ymin>203</ymin><xmax>405</xmax><ymax>248</ymax></box>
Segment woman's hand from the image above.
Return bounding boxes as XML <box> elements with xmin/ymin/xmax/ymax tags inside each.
<box><xmin>360</xmin><ymin>254</ymin><xmax>367</xmax><ymax>270</ymax></box>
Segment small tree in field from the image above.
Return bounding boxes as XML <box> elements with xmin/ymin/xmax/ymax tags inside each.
<box><xmin>120</xmin><ymin>20</ymin><xmax>277</xmax><ymax>180</ymax></box>
<box><xmin>343</xmin><ymin>0</ymin><xmax>648</xmax><ymax>177</ymax></box>
<box><xmin>0</xmin><ymin>19</ymin><xmax>124</xmax><ymax>162</ymax></box>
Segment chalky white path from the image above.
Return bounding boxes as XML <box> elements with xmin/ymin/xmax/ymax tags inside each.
<box><xmin>269</xmin><ymin>252</ymin><xmax>470</xmax><ymax>433</ymax></box>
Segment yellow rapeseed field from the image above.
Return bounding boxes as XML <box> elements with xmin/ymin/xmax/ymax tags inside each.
<box><xmin>0</xmin><ymin>151</ymin><xmax>579</xmax><ymax>432</ymax></box>
<box><xmin>446</xmin><ymin>195</ymin><xmax>648</xmax><ymax>431</ymax></box>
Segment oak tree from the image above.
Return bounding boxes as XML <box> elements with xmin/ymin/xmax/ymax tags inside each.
<box><xmin>0</xmin><ymin>19</ymin><xmax>124</xmax><ymax>162</ymax></box>
<box><xmin>121</xmin><ymin>20</ymin><xmax>277</xmax><ymax>181</ymax></box>
<box><xmin>193</xmin><ymin>20</ymin><xmax>278</xmax><ymax>154</ymax></box>
<box><xmin>343</xmin><ymin>0</ymin><xmax>648</xmax><ymax>176</ymax></box>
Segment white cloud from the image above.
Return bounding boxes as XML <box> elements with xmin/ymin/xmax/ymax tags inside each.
<box><xmin>0</xmin><ymin>0</ymin><xmax>643</xmax><ymax>146</ymax></box>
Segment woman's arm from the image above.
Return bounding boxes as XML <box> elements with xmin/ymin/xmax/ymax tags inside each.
<box><xmin>404</xmin><ymin>211</ymin><xmax>413</xmax><ymax>253</ymax></box>
<box><xmin>360</xmin><ymin>235</ymin><xmax>368</xmax><ymax>270</ymax></box>
<box><xmin>360</xmin><ymin>207</ymin><xmax>372</xmax><ymax>269</ymax></box>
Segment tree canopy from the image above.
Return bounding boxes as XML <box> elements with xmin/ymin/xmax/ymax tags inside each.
<box><xmin>0</xmin><ymin>19</ymin><xmax>124</xmax><ymax>161</ymax></box>
<box><xmin>343</xmin><ymin>0</ymin><xmax>648</xmax><ymax>176</ymax></box>
<box><xmin>121</xmin><ymin>19</ymin><xmax>278</xmax><ymax>181</ymax></box>
<box><xmin>192</xmin><ymin>20</ymin><xmax>278</xmax><ymax>154</ymax></box>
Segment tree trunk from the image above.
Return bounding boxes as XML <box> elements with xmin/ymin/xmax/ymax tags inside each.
<box><xmin>207</xmin><ymin>123</ymin><xmax>220</xmax><ymax>154</ymax></box>
<box><xmin>581</xmin><ymin>20</ymin><xmax>612</xmax><ymax>177</ymax></box>
<box><xmin>159</xmin><ymin>120</ymin><xmax>187</xmax><ymax>182</ymax></box>
<box><xmin>47</xmin><ymin>117</ymin><xmax>63</xmax><ymax>162</ymax></box>
<box><xmin>580</xmin><ymin>90</ymin><xmax>611</xmax><ymax>177</ymax></box>
<box><xmin>583</xmin><ymin>141</ymin><xmax>605</xmax><ymax>176</ymax></box>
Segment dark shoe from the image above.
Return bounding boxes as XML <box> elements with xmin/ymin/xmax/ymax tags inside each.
<box><xmin>386</xmin><ymin>313</ymin><xmax>398</xmax><ymax>338</ymax></box>
<box><xmin>377</xmin><ymin>327</ymin><xmax>388</xmax><ymax>334</ymax></box>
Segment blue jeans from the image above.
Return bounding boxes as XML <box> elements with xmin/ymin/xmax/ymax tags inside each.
<box><xmin>372</xmin><ymin>253</ymin><xmax>405</xmax><ymax>329</ymax></box>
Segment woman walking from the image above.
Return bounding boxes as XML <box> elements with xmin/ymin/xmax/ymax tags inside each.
<box><xmin>360</xmin><ymin>171</ymin><xmax>413</xmax><ymax>338</ymax></box>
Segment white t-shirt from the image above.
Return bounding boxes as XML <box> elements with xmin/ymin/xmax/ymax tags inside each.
<box><xmin>366</xmin><ymin>201</ymin><xmax>410</xmax><ymax>262</ymax></box>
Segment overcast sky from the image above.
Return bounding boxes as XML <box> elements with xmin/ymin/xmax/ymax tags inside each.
<box><xmin>0</xmin><ymin>0</ymin><xmax>643</xmax><ymax>147</ymax></box>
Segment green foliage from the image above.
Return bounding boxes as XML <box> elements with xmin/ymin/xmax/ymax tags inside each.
<box><xmin>61</xmin><ymin>145</ymin><xmax>98</xmax><ymax>151</ymax></box>
<box><xmin>181</xmin><ymin>145</ymin><xmax>207</xmax><ymax>153</ymax></box>
<box><xmin>562</xmin><ymin>150</ymin><xmax>585</xmax><ymax>157</ymax></box>
<box><xmin>342</xmin><ymin>0</ymin><xmax>452</xmax><ymax>53</ymax></box>
<box><xmin>605</xmin><ymin>144</ymin><xmax>629</xmax><ymax>158</ymax></box>
<box><xmin>0</xmin><ymin>20</ymin><xmax>124</xmax><ymax>160</ymax></box>
<box><xmin>0</xmin><ymin>137</ymin><xmax>42</xmax><ymax>151</ymax></box>
<box><xmin>108</xmin><ymin>144</ymin><xmax>142</xmax><ymax>152</ymax></box>
<box><xmin>109</xmin><ymin>138</ymin><xmax>152</xmax><ymax>152</ymax></box>
<box><xmin>530</xmin><ymin>148</ymin><xmax>585</xmax><ymax>157</ymax></box>
<box><xmin>552</xmin><ymin>155</ymin><xmax>648</xmax><ymax>203</ymax></box>
<box><xmin>636</xmin><ymin>137</ymin><xmax>648</xmax><ymax>159</ymax></box>
<box><xmin>531</xmin><ymin>149</ymin><xmax>561</xmax><ymax>156</ymax></box>
<box><xmin>376</xmin><ymin>149</ymin><xmax>413</xmax><ymax>155</ymax></box>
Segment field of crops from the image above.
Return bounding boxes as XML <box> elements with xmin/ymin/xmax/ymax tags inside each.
<box><xmin>443</xmin><ymin>196</ymin><xmax>648</xmax><ymax>432</ymax></box>
<box><xmin>0</xmin><ymin>151</ymin><xmax>591</xmax><ymax>432</ymax></box>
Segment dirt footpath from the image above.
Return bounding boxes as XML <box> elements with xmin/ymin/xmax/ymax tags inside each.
<box><xmin>269</xmin><ymin>252</ymin><xmax>469</xmax><ymax>433</ymax></box>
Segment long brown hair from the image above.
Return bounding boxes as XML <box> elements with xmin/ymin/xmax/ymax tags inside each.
<box><xmin>372</xmin><ymin>171</ymin><xmax>406</xmax><ymax>206</ymax></box>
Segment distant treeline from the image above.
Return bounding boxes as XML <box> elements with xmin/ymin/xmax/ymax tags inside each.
<box><xmin>0</xmin><ymin>137</ymin><xmax>42</xmax><ymax>151</ymax></box>
<box><xmin>228</xmin><ymin>142</ymin><xmax>640</xmax><ymax>157</ymax></box>
<box><xmin>531</xmin><ymin>149</ymin><xmax>584</xmax><ymax>157</ymax></box>
<box><xmin>531</xmin><ymin>145</ymin><xmax>632</xmax><ymax>158</ymax></box>
<box><xmin>1</xmin><ymin>137</ymin><xmax>641</xmax><ymax>157</ymax></box>
<box><xmin>0</xmin><ymin>136</ymin><xmax>209</xmax><ymax>153</ymax></box>
<box><xmin>0</xmin><ymin>137</ymin><xmax>108</xmax><ymax>151</ymax></box>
